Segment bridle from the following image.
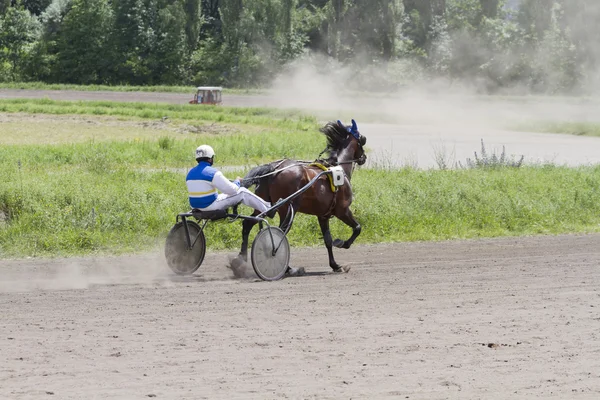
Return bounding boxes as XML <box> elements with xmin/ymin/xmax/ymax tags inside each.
<box><xmin>316</xmin><ymin>133</ymin><xmax>367</xmax><ymax>166</ymax></box>
<box><xmin>240</xmin><ymin>130</ymin><xmax>366</xmax><ymax>182</ymax></box>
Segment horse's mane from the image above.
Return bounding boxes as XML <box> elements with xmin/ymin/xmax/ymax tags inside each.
<box><xmin>243</xmin><ymin>121</ymin><xmax>352</xmax><ymax>188</ymax></box>
<box><xmin>319</xmin><ymin>121</ymin><xmax>349</xmax><ymax>158</ymax></box>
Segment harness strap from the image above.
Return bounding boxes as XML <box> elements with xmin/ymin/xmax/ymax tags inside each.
<box><xmin>305</xmin><ymin>164</ymin><xmax>338</xmax><ymax>218</ymax></box>
<box><xmin>309</xmin><ymin>163</ymin><xmax>338</xmax><ymax>193</ymax></box>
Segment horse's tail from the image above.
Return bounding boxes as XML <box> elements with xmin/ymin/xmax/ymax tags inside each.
<box><xmin>241</xmin><ymin>162</ymin><xmax>277</xmax><ymax>189</ymax></box>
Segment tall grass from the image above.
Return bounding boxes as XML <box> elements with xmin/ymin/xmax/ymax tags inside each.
<box><xmin>512</xmin><ymin>121</ymin><xmax>600</xmax><ymax>137</ymax></box>
<box><xmin>2</xmin><ymin>105</ymin><xmax>599</xmax><ymax>259</ymax></box>
<box><xmin>0</xmin><ymin>132</ymin><xmax>325</xmax><ymax>168</ymax></box>
<box><xmin>2</xmin><ymin>158</ymin><xmax>600</xmax><ymax>258</ymax></box>
<box><xmin>0</xmin><ymin>82</ymin><xmax>264</xmax><ymax>95</ymax></box>
<box><xmin>0</xmin><ymin>99</ymin><xmax>318</xmax><ymax>128</ymax></box>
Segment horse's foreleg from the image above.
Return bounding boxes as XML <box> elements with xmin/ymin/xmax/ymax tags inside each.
<box><xmin>332</xmin><ymin>208</ymin><xmax>361</xmax><ymax>249</ymax></box>
<box><xmin>318</xmin><ymin>216</ymin><xmax>343</xmax><ymax>271</ymax></box>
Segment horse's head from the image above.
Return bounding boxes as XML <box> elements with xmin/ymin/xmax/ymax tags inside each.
<box><xmin>338</xmin><ymin>119</ymin><xmax>367</xmax><ymax>166</ymax></box>
<box><xmin>320</xmin><ymin>119</ymin><xmax>367</xmax><ymax>166</ymax></box>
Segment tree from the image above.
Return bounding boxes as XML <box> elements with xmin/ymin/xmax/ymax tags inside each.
<box><xmin>518</xmin><ymin>0</ymin><xmax>552</xmax><ymax>41</ymax></box>
<box><xmin>40</xmin><ymin>0</ymin><xmax>72</xmax><ymax>36</ymax></box>
<box><xmin>403</xmin><ymin>0</ymin><xmax>446</xmax><ymax>51</ymax></box>
<box><xmin>220</xmin><ymin>0</ymin><xmax>242</xmax><ymax>49</ymax></box>
<box><xmin>146</xmin><ymin>0</ymin><xmax>187</xmax><ymax>83</ymax></box>
<box><xmin>560</xmin><ymin>0</ymin><xmax>600</xmax><ymax>81</ymax></box>
<box><xmin>446</xmin><ymin>0</ymin><xmax>482</xmax><ymax>32</ymax></box>
<box><xmin>20</xmin><ymin>0</ymin><xmax>72</xmax><ymax>82</ymax></box>
<box><xmin>20</xmin><ymin>0</ymin><xmax>53</xmax><ymax>15</ymax></box>
<box><xmin>55</xmin><ymin>0</ymin><xmax>114</xmax><ymax>83</ymax></box>
<box><xmin>183</xmin><ymin>0</ymin><xmax>201</xmax><ymax>52</ymax></box>
<box><xmin>0</xmin><ymin>4</ymin><xmax>40</xmax><ymax>80</ymax></box>
<box><xmin>111</xmin><ymin>0</ymin><xmax>148</xmax><ymax>83</ymax></box>
<box><xmin>327</xmin><ymin>0</ymin><xmax>346</xmax><ymax>59</ymax></box>
<box><xmin>479</xmin><ymin>0</ymin><xmax>499</xmax><ymax>18</ymax></box>
<box><xmin>200</xmin><ymin>0</ymin><xmax>220</xmax><ymax>38</ymax></box>
<box><xmin>0</xmin><ymin>0</ymin><xmax>10</xmax><ymax>16</ymax></box>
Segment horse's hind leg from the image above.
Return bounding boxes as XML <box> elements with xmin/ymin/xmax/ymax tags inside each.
<box><xmin>332</xmin><ymin>208</ymin><xmax>362</xmax><ymax>249</ymax></box>
<box><xmin>277</xmin><ymin>204</ymin><xmax>305</xmax><ymax>276</ymax></box>
<box><xmin>278</xmin><ymin>203</ymin><xmax>296</xmax><ymax>234</ymax></box>
<box><xmin>318</xmin><ymin>216</ymin><xmax>346</xmax><ymax>272</ymax></box>
<box><xmin>240</xmin><ymin>184</ymin><xmax>270</xmax><ymax>261</ymax></box>
<box><xmin>239</xmin><ymin>216</ymin><xmax>258</xmax><ymax>261</ymax></box>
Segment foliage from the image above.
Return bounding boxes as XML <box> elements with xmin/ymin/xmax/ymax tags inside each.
<box><xmin>55</xmin><ymin>0</ymin><xmax>114</xmax><ymax>84</ymax></box>
<box><xmin>459</xmin><ymin>139</ymin><xmax>524</xmax><ymax>169</ymax></box>
<box><xmin>22</xmin><ymin>0</ymin><xmax>53</xmax><ymax>15</ymax></box>
<box><xmin>0</xmin><ymin>3</ymin><xmax>40</xmax><ymax>81</ymax></box>
<box><xmin>0</xmin><ymin>0</ymin><xmax>597</xmax><ymax>91</ymax></box>
<box><xmin>111</xmin><ymin>0</ymin><xmax>149</xmax><ymax>85</ymax></box>
<box><xmin>427</xmin><ymin>15</ymin><xmax>452</xmax><ymax>75</ymax></box>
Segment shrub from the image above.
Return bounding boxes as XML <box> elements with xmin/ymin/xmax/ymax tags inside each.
<box><xmin>459</xmin><ymin>139</ymin><xmax>524</xmax><ymax>169</ymax></box>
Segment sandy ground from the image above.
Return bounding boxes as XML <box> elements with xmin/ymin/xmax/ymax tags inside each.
<box><xmin>1</xmin><ymin>235</ymin><xmax>600</xmax><ymax>399</ymax></box>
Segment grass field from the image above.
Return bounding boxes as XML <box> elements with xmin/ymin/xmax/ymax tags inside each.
<box><xmin>0</xmin><ymin>98</ymin><xmax>316</xmax><ymax>127</ymax></box>
<box><xmin>2</xmin><ymin>109</ymin><xmax>600</xmax><ymax>258</ymax></box>
<box><xmin>512</xmin><ymin>121</ymin><xmax>600</xmax><ymax>137</ymax></box>
<box><xmin>0</xmin><ymin>82</ymin><xmax>264</xmax><ymax>95</ymax></box>
<box><xmin>1</xmin><ymin>99</ymin><xmax>600</xmax><ymax>259</ymax></box>
<box><xmin>2</xmin><ymin>160</ymin><xmax>600</xmax><ymax>258</ymax></box>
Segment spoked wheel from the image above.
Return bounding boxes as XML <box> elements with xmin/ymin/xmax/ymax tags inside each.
<box><xmin>251</xmin><ymin>227</ymin><xmax>290</xmax><ymax>281</ymax></box>
<box><xmin>164</xmin><ymin>221</ymin><xmax>206</xmax><ymax>275</ymax></box>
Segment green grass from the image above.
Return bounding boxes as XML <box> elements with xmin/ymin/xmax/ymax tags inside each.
<box><xmin>512</xmin><ymin>121</ymin><xmax>600</xmax><ymax>137</ymax></box>
<box><xmin>0</xmin><ymin>132</ymin><xmax>325</xmax><ymax>168</ymax></box>
<box><xmin>0</xmin><ymin>117</ymin><xmax>178</xmax><ymax>145</ymax></box>
<box><xmin>2</xmin><ymin>101</ymin><xmax>600</xmax><ymax>259</ymax></box>
<box><xmin>0</xmin><ymin>82</ymin><xmax>265</xmax><ymax>95</ymax></box>
<box><xmin>349</xmin><ymin>167</ymin><xmax>600</xmax><ymax>241</ymax></box>
<box><xmin>2</xmin><ymin>152</ymin><xmax>600</xmax><ymax>258</ymax></box>
<box><xmin>0</xmin><ymin>98</ymin><xmax>317</xmax><ymax>127</ymax></box>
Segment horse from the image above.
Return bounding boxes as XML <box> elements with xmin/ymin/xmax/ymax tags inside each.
<box><xmin>237</xmin><ymin>119</ymin><xmax>367</xmax><ymax>273</ymax></box>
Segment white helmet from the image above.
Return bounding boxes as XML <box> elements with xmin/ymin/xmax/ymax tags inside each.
<box><xmin>195</xmin><ymin>144</ymin><xmax>215</xmax><ymax>160</ymax></box>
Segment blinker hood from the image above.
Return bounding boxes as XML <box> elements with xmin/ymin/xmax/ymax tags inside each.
<box><xmin>337</xmin><ymin>119</ymin><xmax>361</xmax><ymax>140</ymax></box>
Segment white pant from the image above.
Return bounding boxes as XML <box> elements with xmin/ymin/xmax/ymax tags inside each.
<box><xmin>200</xmin><ymin>187</ymin><xmax>271</xmax><ymax>213</ymax></box>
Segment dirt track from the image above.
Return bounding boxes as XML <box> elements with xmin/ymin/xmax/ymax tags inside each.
<box><xmin>2</xmin><ymin>235</ymin><xmax>600</xmax><ymax>399</ymax></box>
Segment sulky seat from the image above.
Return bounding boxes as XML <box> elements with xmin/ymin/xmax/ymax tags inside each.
<box><xmin>190</xmin><ymin>203</ymin><xmax>241</xmax><ymax>221</ymax></box>
<box><xmin>191</xmin><ymin>208</ymin><xmax>228</xmax><ymax>221</ymax></box>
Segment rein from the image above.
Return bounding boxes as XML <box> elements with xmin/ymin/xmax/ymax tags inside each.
<box><xmin>238</xmin><ymin>162</ymin><xmax>304</xmax><ymax>182</ymax></box>
<box><xmin>240</xmin><ymin>145</ymin><xmax>364</xmax><ymax>183</ymax></box>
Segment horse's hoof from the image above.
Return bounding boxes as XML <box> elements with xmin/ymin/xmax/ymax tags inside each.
<box><xmin>332</xmin><ymin>265</ymin><xmax>350</xmax><ymax>273</ymax></box>
<box><xmin>332</xmin><ymin>239</ymin><xmax>344</xmax><ymax>248</ymax></box>
<box><xmin>287</xmin><ymin>266</ymin><xmax>306</xmax><ymax>276</ymax></box>
<box><xmin>227</xmin><ymin>255</ymin><xmax>247</xmax><ymax>278</ymax></box>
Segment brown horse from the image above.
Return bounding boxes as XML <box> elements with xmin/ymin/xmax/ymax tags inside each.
<box><xmin>238</xmin><ymin>119</ymin><xmax>367</xmax><ymax>272</ymax></box>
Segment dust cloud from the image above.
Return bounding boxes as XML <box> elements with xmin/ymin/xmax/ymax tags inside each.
<box><xmin>266</xmin><ymin>53</ymin><xmax>600</xmax><ymax>169</ymax></box>
<box><xmin>0</xmin><ymin>251</ymin><xmax>256</xmax><ymax>293</ymax></box>
<box><xmin>270</xmin><ymin>55</ymin><xmax>600</xmax><ymax>126</ymax></box>
<box><xmin>0</xmin><ymin>254</ymin><xmax>174</xmax><ymax>293</ymax></box>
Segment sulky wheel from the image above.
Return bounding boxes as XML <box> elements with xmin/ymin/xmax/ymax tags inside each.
<box><xmin>164</xmin><ymin>220</ymin><xmax>206</xmax><ymax>275</ymax></box>
<box><xmin>251</xmin><ymin>226</ymin><xmax>290</xmax><ymax>281</ymax></box>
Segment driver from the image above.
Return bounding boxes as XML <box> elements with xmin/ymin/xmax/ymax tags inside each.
<box><xmin>187</xmin><ymin>145</ymin><xmax>272</xmax><ymax>214</ymax></box>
